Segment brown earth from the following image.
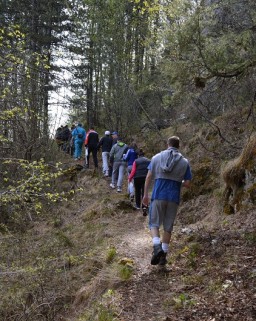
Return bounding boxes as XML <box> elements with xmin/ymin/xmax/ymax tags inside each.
<box><xmin>51</xmin><ymin>110</ymin><xmax>256</xmax><ymax>321</ymax></box>
<box><xmin>57</xmin><ymin>164</ymin><xmax>255</xmax><ymax>321</ymax></box>
<box><xmin>51</xmin><ymin>113</ymin><xmax>256</xmax><ymax>321</ymax></box>
<box><xmin>3</xmin><ymin>109</ymin><xmax>254</xmax><ymax>321</ymax></box>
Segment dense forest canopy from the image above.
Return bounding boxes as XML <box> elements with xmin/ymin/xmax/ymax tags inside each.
<box><xmin>1</xmin><ymin>0</ymin><xmax>255</xmax><ymax>151</ymax></box>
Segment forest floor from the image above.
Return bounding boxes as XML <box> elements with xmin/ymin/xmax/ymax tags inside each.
<box><xmin>1</xmin><ymin>111</ymin><xmax>256</xmax><ymax>321</ymax></box>
<box><xmin>58</xmin><ymin>160</ymin><xmax>256</xmax><ymax>321</ymax></box>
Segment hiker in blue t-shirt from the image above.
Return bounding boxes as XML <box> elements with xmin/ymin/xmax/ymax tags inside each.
<box><xmin>142</xmin><ymin>136</ymin><xmax>192</xmax><ymax>266</ymax></box>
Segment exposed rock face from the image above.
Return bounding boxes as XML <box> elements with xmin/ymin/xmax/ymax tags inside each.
<box><xmin>222</xmin><ymin>134</ymin><xmax>256</xmax><ymax>212</ymax></box>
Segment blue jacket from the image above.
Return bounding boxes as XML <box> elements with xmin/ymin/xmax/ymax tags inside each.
<box><xmin>72</xmin><ymin>126</ymin><xmax>86</xmax><ymax>141</ymax></box>
<box><xmin>123</xmin><ymin>148</ymin><xmax>138</xmax><ymax>166</ymax></box>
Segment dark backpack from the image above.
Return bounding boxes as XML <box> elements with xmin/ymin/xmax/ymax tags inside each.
<box><xmin>76</xmin><ymin>129</ymin><xmax>83</xmax><ymax>138</ymax></box>
<box><xmin>55</xmin><ymin>128</ymin><xmax>63</xmax><ymax>140</ymax></box>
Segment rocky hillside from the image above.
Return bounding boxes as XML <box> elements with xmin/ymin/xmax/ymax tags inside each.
<box><xmin>1</xmin><ymin>109</ymin><xmax>255</xmax><ymax>321</ymax></box>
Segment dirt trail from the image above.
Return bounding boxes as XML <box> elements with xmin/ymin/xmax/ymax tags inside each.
<box><xmin>69</xmin><ymin>167</ymin><xmax>255</xmax><ymax>321</ymax></box>
<box><xmin>101</xmin><ymin>187</ymin><xmax>255</xmax><ymax>321</ymax></box>
<box><xmin>112</xmin><ymin>205</ymin><xmax>178</xmax><ymax>321</ymax></box>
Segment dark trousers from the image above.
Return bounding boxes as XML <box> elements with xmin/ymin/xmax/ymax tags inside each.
<box><xmin>109</xmin><ymin>163</ymin><xmax>113</xmax><ymax>177</ymax></box>
<box><xmin>87</xmin><ymin>147</ymin><xmax>98</xmax><ymax>168</ymax></box>
<box><xmin>134</xmin><ymin>177</ymin><xmax>146</xmax><ymax>208</ymax></box>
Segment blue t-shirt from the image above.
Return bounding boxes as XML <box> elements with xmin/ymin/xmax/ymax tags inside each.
<box><xmin>149</xmin><ymin>163</ymin><xmax>192</xmax><ymax>204</ymax></box>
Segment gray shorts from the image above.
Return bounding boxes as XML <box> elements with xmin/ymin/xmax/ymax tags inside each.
<box><xmin>149</xmin><ymin>199</ymin><xmax>178</xmax><ymax>233</ymax></box>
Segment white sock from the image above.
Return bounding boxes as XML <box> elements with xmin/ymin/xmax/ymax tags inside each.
<box><xmin>152</xmin><ymin>237</ymin><xmax>161</xmax><ymax>245</ymax></box>
<box><xmin>162</xmin><ymin>243</ymin><xmax>169</xmax><ymax>253</ymax></box>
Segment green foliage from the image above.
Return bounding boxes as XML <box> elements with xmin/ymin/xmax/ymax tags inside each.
<box><xmin>172</xmin><ymin>293</ymin><xmax>195</xmax><ymax>310</ymax></box>
<box><xmin>0</xmin><ymin>158</ymin><xmax>74</xmax><ymax>230</ymax></box>
<box><xmin>243</xmin><ymin>231</ymin><xmax>256</xmax><ymax>243</ymax></box>
<box><xmin>97</xmin><ymin>304</ymin><xmax>115</xmax><ymax>321</ymax></box>
<box><xmin>55</xmin><ymin>230</ymin><xmax>74</xmax><ymax>247</ymax></box>
<box><xmin>78</xmin><ymin>303</ymin><xmax>115</xmax><ymax>321</ymax></box>
<box><xmin>186</xmin><ymin>242</ymin><xmax>201</xmax><ymax>268</ymax></box>
<box><xmin>159</xmin><ymin>0</ymin><xmax>256</xmax><ymax>79</ymax></box>
<box><xmin>118</xmin><ymin>264</ymin><xmax>133</xmax><ymax>280</ymax></box>
<box><xmin>106</xmin><ymin>247</ymin><xmax>117</xmax><ymax>264</ymax></box>
<box><xmin>77</xmin><ymin>289</ymin><xmax>118</xmax><ymax>321</ymax></box>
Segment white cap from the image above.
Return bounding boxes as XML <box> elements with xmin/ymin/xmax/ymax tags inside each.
<box><xmin>105</xmin><ymin>130</ymin><xmax>110</xmax><ymax>135</ymax></box>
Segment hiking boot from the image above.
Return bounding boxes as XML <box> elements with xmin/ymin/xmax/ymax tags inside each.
<box><xmin>117</xmin><ymin>187</ymin><xmax>122</xmax><ymax>193</ymax></box>
<box><xmin>158</xmin><ymin>252</ymin><xmax>167</xmax><ymax>266</ymax></box>
<box><xmin>130</xmin><ymin>195</ymin><xmax>134</xmax><ymax>202</ymax></box>
<box><xmin>110</xmin><ymin>183</ymin><xmax>116</xmax><ymax>189</ymax></box>
<box><xmin>151</xmin><ymin>244</ymin><xmax>164</xmax><ymax>265</ymax></box>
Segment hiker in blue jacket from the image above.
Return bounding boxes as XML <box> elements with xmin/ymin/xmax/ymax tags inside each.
<box><xmin>123</xmin><ymin>142</ymin><xmax>138</xmax><ymax>200</ymax></box>
<box><xmin>72</xmin><ymin>123</ymin><xmax>86</xmax><ymax>160</ymax></box>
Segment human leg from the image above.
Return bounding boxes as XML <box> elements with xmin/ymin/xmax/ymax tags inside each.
<box><xmin>74</xmin><ymin>140</ymin><xmax>79</xmax><ymax>159</ymax></box>
<box><xmin>138</xmin><ymin>177</ymin><xmax>145</xmax><ymax>207</ymax></box>
<box><xmin>85</xmin><ymin>147</ymin><xmax>94</xmax><ymax>167</ymax></box>
<box><xmin>74</xmin><ymin>140</ymin><xmax>82</xmax><ymax>159</ymax></box>
<box><xmin>117</xmin><ymin>162</ymin><xmax>126</xmax><ymax>191</ymax></box>
<box><xmin>111</xmin><ymin>162</ymin><xmax>119</xmax><ymax>187</ymax></box>
<box><xmin>76</xmin><ymin>141</ymin><xmax>83</xmax><ymax>159</ymax></box>
<box><xmin>108</xmin><ymin>163</ymin><xmax>113</xmax><ymax>177</ymax></box>
<box><xmin>71</xmin><ymin>145</ymin><xmax>74</xmax><ymax>157</ymax></box>
<box><xmin>134</xmin><ymin>178</ymin><xmax>140</xmax><ymax>208</ymax></box>
<box><xmin>159</xmin><ymin>202</ymin><xmax>178</xmax><ymax>265</ymax></box>
<box><xmin>102</xmin><ymin>152</ymin><xmax>109</xmax><ymax>175</ymax></box>
<box><xmin>140</xmin><ymin>177</ymin><xmax>148</xmax><ymax>215</ymax></box>
<box><xmin>151</xmin><ymin>230</ymin><xmax>164</xmax><ymax>265</ymax></box>
<box><xmin>134</xmin><ymin>177</ymin><xmax>144</xmax><ymax>208</ymax></box>
<box><xmin>149</xmin><ymin>200</ymin><xmax>167</xmax><ymax>265</ymax></box>
<box><xmin>92</xmin><ymin>148</ymin><xmax>98</xmax><ymax>168</ymax></box>
<box><xmin>127</xmin><ymin>165</ymin><xmax>134</xmax><ymax>197</ymax></box>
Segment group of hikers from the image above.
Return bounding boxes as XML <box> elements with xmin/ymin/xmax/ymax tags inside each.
<box><xmin>55</xmin><ymin>122</ymin><xmax>192</xmax><ymax>266</ymax></box>
<box><xmin>54</xmin><ymin>124</ymin><xmax>76</xmax><ymax>155</ymax></box>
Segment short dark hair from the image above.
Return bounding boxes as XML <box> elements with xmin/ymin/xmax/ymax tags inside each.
<box><xmin>168</xmin><ymin>136</ymin><xmax>180</xmax><ymax>148</ymax></box>
<box><xmin>138</xmin><ymin>149</ymin><xmax>144</xmax><ymax>157</ymax></box>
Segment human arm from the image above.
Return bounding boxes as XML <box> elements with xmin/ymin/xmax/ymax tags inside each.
<box><xmin>84</xmin><ymin>131</ymin><xmax>89</xmax><ymax>146</ymax></box>
<box><xmin>97</xmin><ymin>137</ymin><xmax>103</xmax><ymax>150</ymax></box>
<box><xmin>128</xmin><ymin>161</ymin><xmax>136</xmax><ymax>182</ymax></box>
<box><xmin>182</xmin><ymin>164</ymin><xmax>192</xmax><ymax>188</ymax></box>
<box><xmin>82</xmin><ymin>130</ymin><xmax>86</xmax><ymax>141</ymax></box>
<box><xmin>142</xmin><ymin>170</ymin><xmax>152</xmax><ymax>206</ymax></box>
<box><xmin>123</xmin><ymin>149</ymin><xmax>130</xmax><ymax>161</ymax></box>
<box><xmin>109</xmin><ymin>145</ymin><xmax>115</xmax><ymax>164</ymax></box>
<box><xmin>182</xmin><ymin>180</ymin><xmax>191</xmax><ymax>188</ymax></box>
